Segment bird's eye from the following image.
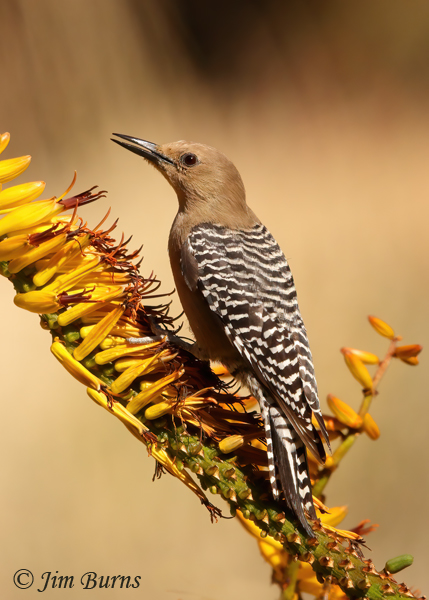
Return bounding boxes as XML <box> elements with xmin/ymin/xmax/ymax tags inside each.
<box><xmin>181</xmin><ymin>153</ymin><xmax>199</xmax><ymax>167</ymax></box>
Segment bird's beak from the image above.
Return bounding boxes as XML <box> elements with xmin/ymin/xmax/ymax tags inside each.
<box><xmin>111</xmin><ymin>134</ymin><xmax>174</xmax><ymax>165</ymax></box>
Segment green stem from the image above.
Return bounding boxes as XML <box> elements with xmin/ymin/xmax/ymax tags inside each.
<box><xmin>359</xmin><ymin>393</ymin><xmax>373</xmax><ymax>419</ymax></box>
<box><xmin>332</xmin><ymin>433</ymin><xmax>358</xmax><ymax>465</ymax></box>
<box><xmin>283</xmin><ymin>560</ymin><xmax>300</xmax><ymax>600</ymax></box>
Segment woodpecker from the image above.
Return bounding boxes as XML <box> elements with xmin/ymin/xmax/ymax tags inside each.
<box><xmin>112</xmin><ymin>134</ymin><xmax>330</xmax><ymax>535</ymax></box>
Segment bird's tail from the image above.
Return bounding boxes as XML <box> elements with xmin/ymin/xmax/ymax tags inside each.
<box><xmin>259</xmin><ymin>395</ymin><xmax>316</xmax><ymax>536</ymax></box>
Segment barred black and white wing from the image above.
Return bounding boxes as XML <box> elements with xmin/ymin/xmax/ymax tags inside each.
<box><xmin>182</xmin><ymin>222</ymin><xmax>330</xmax><ymax>532</ymax></box>
<box><xmin>184</xmin><ymin>223</ymin><xmax>329</xmax><ymax>452</ymax></box>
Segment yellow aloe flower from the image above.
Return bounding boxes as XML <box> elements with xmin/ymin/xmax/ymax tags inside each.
<box><xmin>0</xmin><ymin>197</ymin><xmax>58</xmax><ymax>237</ymax></box>
<box><xmin>73</xmin><ymin>305</ymin><xmax>126</xmax><ymax>361</ymax></box>
<box><xmin>87</xmin><ymin>387</ymin><xmax>148</xmax><ymax>435</ymax></box>
<box><xmin>0</xmin><ymin>154</ymin><xmax>31</xmax><ymax>184</ymax></box>
<box><xmin>110</xmin><ymin>354</ymin><xmax>160</xmax><ymax>394</ymax></box>
<box><xmin>51</xmin><ymin>340</ymin><xmax>102</xmax><ymax>390</ymax></box>
<box><xmin>33</xmin><ymin>234</ymin><xmax>91</xmax><ymax>287</ymax></box>
<box><xmin>44</xmin><ymin>254</ymin><xmax>101</xmax><ymax>293</ymax></box>
<box><xmin>0</xmin><ymin>233</ymin><xmax>33</xmax><ymax>261</ymax></box>
<box><xmin>8</xmin><ymin>232</ymin><xmax>68</xmax><ymax>274</ymax></box>
<box><xmin>57</xmin><ymin>287</ymin><xmax>124</xmax><ymax>326</ymax></box>
<box><xmin>0</xmin><ymin>181</ymin><xmax>46</xmax><ymax>210</ymax></box>
<box><xmin>94</xmin><ymin>340</ymin><xmax>160</xmax><ymax>365</ymax></box>
<box><xmin>14</xmin><ymin>290</ymin><xmax>62</xmax><ymax>314</ymax></box>
<box><xmin>127</xmin><ymin>369</ymin><xmax>185</xmax><ymax>414</ymax></box>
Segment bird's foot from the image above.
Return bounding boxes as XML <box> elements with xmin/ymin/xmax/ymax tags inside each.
<box><xmin>127</xmin><ymin>316</ymin><xmax>197</xmax><ymax>356</ymax></box>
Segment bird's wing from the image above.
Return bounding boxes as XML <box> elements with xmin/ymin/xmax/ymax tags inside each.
<box><xmin>183</xmin><ymin>223</ymin><xmax>329</xmax><ymax>461</ymax></box>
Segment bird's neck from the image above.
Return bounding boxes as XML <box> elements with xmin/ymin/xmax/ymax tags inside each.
<box><xmin>170</xmin><ymin>190</ymin><xmax>259</xmax><ymax>250</ymax></box>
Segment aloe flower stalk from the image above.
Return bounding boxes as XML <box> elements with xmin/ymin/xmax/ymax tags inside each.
<box><xmin>0</xmin><ymin>132</ymin><xmax>424</xmax><ymax>600</ymax></box>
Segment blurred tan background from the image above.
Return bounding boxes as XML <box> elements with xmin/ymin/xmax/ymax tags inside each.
<box><xmin>1</xmin><ymin>1</ymin><xmax>428</xmax><ymax>598</ymax></box>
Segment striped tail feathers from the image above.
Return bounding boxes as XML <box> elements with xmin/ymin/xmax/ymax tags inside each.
<box><xmin>277</xmin><ymin>399</ymin><xmax>327</xmax><ymax>465</ymax></box>
<box><xmin>258</xmin><ymin>395</ymin><xmax>281</xmax><ymax>502</ymax></box>
<box><xmin>270</xmin><ymin>404</ymin><xmax>316</xmax><ymax>536</ymax></box>
<box><xmin>312</xmin><ymin>410</ymin><xmax>331</xmax><ymax>450</ymax></box>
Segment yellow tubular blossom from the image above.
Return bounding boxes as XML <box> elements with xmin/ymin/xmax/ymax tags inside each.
<box><xmin>127</xmin><ymin>369</ymin><xmax>185</xmax><ymax>414</ymax></box>
<box><xmin>110</xmin><ymin>354</ymin><xmax>160</xmax><ymax>394</ymax></box>
<box><xmin>78</xmin><ymin>271</ymin><xmax>131</xmax><ymax>285</ymax></box>
<box><xmin>7</xmin><ymin>214</ymin><xmax>75</xmax><ymax>238</ymax></box>
<box><xmin>0</xmin><ymin>234</ymin><xmax>31</xmax><ymax>261</ymax></box>
<box><xmin>40</xmin><ymin>252</ymin><xmax>96</xmax><ymax>273</ymax></box>
<box><xmin>149</xmin><ymin>443</ymin><xmax>209</xmax><ymax>501</ymax></box>
<box><xmin>144</xmin><ymin>399</ymin><xmax>175</xmax><ymax>420</ymax></box>
<box><xmin>33</xmin><ymin>234</ymin><xmax>91</xmax><ymax>287</ymax></box>
<box><xmin>99</xmin><ymin>336</ymin><xmax>129</xmax><ymax>350</ymax></box>
<box><xmin>51</xmin><ymin>341</ymin><xmax>101</xmax><ymax>390</ymax></box>
<box><xmin>0</xmin><ymin>197</ymin><xmax>58</xmax><ymax>237</ymax></box>
<box><xmin>114</xmin><ymin>356</ymin><xmax>148</xmax><ymax>372</ymax></box>
<box><xmin>80</xmin><ymin>322</ymin><xmax>144</xmax><ymax>338</ymax></box>
<box><xmin>57</xmin><ymin>290</ymin><xmax>123</xmax><ymax>327</ymax></box>
<box><xmin>115</xmin><ymin>350</ymin><xmax>178</xmax><ymax>374</ymax></box>
<box><xmin>44</xmin><ymin>254</ymin><xmax>100</xmax><ymax>293</ymax></box>
<box><xmin>94</xmin><ymin>340</ymin><xmax>161</xmax><ymax>365</ymax></box>
<box><xmin>8</xmin><ymin>232</ymin><xmax>67</xmax><ymax>274</ymax></box>
<box><xmin>0</xmin><ymin>155</ymin><xmax>31</xmax><ymax>183</ymax></box>
<box><xmin>87</xmin><ymin>388</ymin><xmax>147</xmax><ymax>435</ymax></box>
<box><xmin>73</xmin><ymin>305</ymin><xmax>126</xmax><ymax>361</ymax></box>
<box><xmin>0</xmin><ymin>181</ymin><xmax>46</xmax><ymax>210</ymax></box>
<box><xmin>14</xmin><ymin>290</ymin><xmax>61</xmax><ymax>314</ymax></box>
<box><xmin>122</xmin><ymin>421</ymin><xmax>209</xmax><ymax>505</ymax></box>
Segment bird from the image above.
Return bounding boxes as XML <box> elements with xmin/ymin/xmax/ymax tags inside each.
<box><xmin>112</xmin><ymin>133</ymin><xmax>330</xmax><ymax>535</ymax></box>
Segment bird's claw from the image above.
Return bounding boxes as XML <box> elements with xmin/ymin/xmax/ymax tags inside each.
<box><xmin>127</xmin><ymin>316</ymin><xmax>195</xmax><ymax>354</ymax></box>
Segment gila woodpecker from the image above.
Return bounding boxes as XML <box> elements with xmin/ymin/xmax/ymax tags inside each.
<box><xmin>112</xmin><ymin>134</ymin><xmax>330</xmax><ymax>535</ymax></box>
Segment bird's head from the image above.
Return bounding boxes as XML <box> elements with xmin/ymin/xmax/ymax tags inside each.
<box><xmin>112</xmin><ymin>134</ymin><xmax>248</xmax><ymax>222</ymax></box>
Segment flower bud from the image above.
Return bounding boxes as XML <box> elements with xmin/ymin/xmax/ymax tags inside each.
<box><xmin>394</xmin><ymin>344</ymin><xmax>422</xmax><ymax>359</ymax></box>
<box><xmin>343</xmin><ymin>351</ymin><xmax>373</xmax><ymax>390</ymax></box>
<box><xmin>219</xmin><ymin>435</ymin><xmax>245</xmax><ymax>453</ymax></box>
<box><xmin>362</xmin><ymin>413</ymin><xmax>380</xmax><ymax>440</ymax></box>
<box><xmin>327</xmin><ymin>394</ymin><xmax>363</xmax><ymax>429</ymax></box>
<box><xmin>341</xmin><ymin>347</ymin><xmax>379</xmax><ymax>364</ymax></box>
<box><xmin>385</xmin><ymin>554</ymin><xmax>414</xmax><ymax>574</ymax></box>
<box><xmin>0</xmin><ymin>132</ymin><xmax>10</xmax><ymax>154</ymax></box>
<box><xmin>368</xmin><ymin>315</ymin><xmax>395</xmax><ymax>339</ymax></box>
<box><xmin>400</xmin><ymin>356</ymin><xmax>419</xmax><ymax>366</ymax></box>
